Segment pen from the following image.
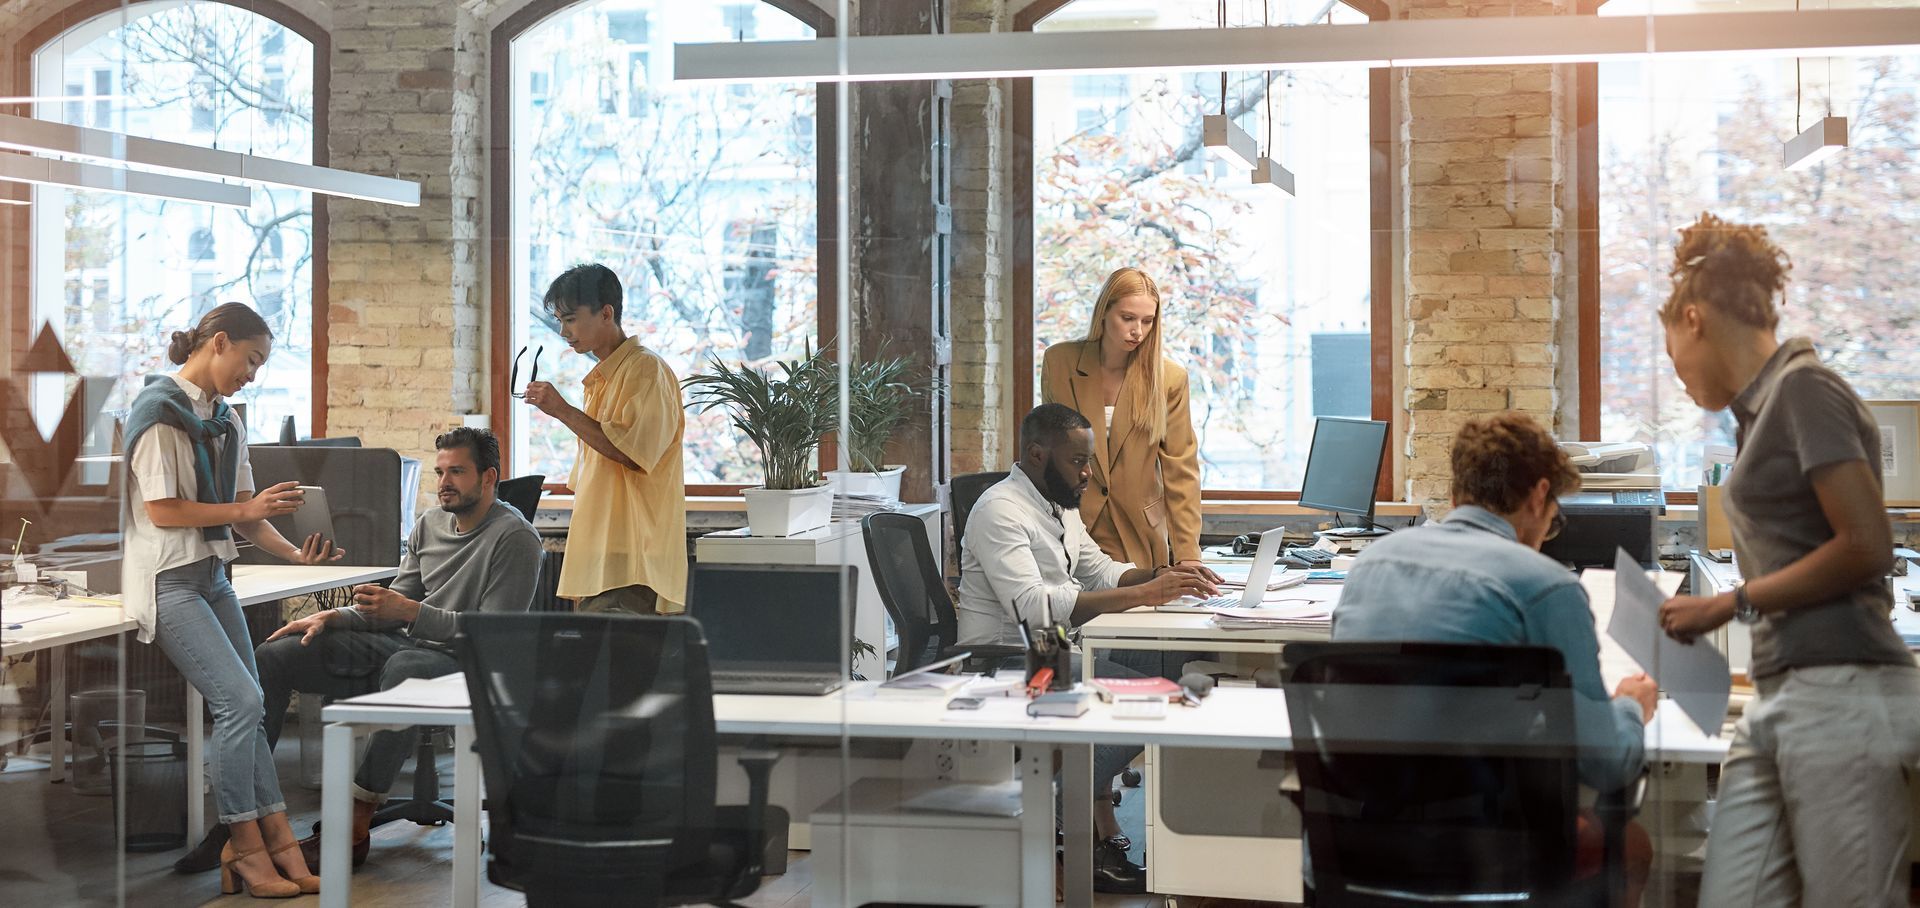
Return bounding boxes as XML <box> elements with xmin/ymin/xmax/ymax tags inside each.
<box><xmin>4</xmin><ymin>611</ymin><xmax>63</xmax><ymax>630</ymax></box>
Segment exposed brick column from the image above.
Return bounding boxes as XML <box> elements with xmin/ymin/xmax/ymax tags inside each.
<box><xmin>1399</xmin><ymin>0</ymin><xmax>1572</xmax><ymax>512</ymax></box>
<box><xmin>325</xmin><ymin>0</ymin><xmax>486</xmax><ymax>498</ymax></box>
<box><xmin>948</xmin><ymin>0</ymin><xmax>1010</xmax><ymax>475</ymax></box>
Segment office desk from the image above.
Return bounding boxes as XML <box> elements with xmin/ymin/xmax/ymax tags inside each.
<box><xmin>1</xmin><ymin>597</ymin><xmax>137</xmax><ymax>783</ymax></box>
<box><xmin>1078</xmin><ymin>582</ymin><xmax>1342</xmax><ymax>680</ymax></box>
<box><xmin>318</xmin><ymin>679</ymin><xmax>1724</xmax><ymax>908</ymax></box>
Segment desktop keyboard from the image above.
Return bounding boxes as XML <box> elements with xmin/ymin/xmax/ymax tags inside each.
<box><xmin>1286</xmin><ymin>546</ymin><xmax>1335</xmax><ymax>566</ymax></box>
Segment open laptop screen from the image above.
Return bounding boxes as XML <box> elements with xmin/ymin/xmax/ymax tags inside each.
<box><xmin>688</xmin><ymin>564</ymin><xmax>850</xmax><ymax>675</ymax></box>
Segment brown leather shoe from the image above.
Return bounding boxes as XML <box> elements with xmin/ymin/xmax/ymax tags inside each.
<box><xmin>297</xmin><ymin>831</ymin><xmax>370</xmax><ymax>871</ymax></box>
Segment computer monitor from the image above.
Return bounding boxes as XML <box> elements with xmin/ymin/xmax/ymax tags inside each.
<box><xmin>1298</xmin><ymin>417</ymin><xmax>1390</xmax><ymax>531</ymax></box>
<box><xmin>1539</xmin><ymin>504</ymin><xmax>1659</xmax><ymax>571</ymax></box>
<box><xmin>688</xmin><ymin>563</ymin><xmax>852</xmax><ymax>676</ymax></box>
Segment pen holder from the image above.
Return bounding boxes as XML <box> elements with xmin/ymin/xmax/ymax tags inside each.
<box><xmin>1024</xmin><ymin>623</ymin><xmax>1074</xmax><ymax>692</ymax></box>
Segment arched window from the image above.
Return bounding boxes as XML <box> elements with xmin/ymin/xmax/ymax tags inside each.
<box><xmin>1018</xmin><ymin>0</ymin><xmax>1389</xmax><ymax>495</ymax></box>
<box><xmin>26</xmin><ymin>0</ymin><xmax>321</xmax><ymax>440</ymax></box>
<box><xmin>496</xmin><ymin>0</ymin><xmax>825</xmax><ymax>484</ymax></box>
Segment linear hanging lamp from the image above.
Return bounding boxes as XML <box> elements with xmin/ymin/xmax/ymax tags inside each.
<box><xmin>0</xmin><ymin>151</ymin><xmax>251</xmax><ymax>208</ymax></box>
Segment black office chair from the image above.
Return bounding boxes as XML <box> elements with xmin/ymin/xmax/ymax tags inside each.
<box><xmin>948</xmin><ymin>470</ymin><xmax>1008</xmax><ymax>557</ymax></box>
<box><xmin>862</xmin><ymin>512</ymin><xmax>1024</xmax><ymax>675</ymax></box>
<box><xmin>496</xmin><ymin>474</ymin><xmax>546</xmax><ymax>523</ymax></box>
<box><xmin>457</xmin><ymin>613</ymin><xmax>777</xmax><ymax>908</ymax></box>
<box><xmin>366</xmin><ymin>473</ymin><xmax>551</xmax><ymax>833</ymax></box>
<box><xmin>1281</xmin><ymin>641</ymin><xmax>1629</xmax><ymax>908</ymax></box>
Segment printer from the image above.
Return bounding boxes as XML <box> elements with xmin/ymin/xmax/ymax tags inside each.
<box><xmin>1544</xmin><ymin>442</ymin><xmax>1664</xmax><ymax>569</ymax></box>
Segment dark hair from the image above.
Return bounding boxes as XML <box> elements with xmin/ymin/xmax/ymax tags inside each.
<box><xmin>1449</xmin><ymin>412</ymin><xmax>1580</xmax><ymax>515</ymax></box>
<box><xmin>434</xmin><ymin>427</ymin><xmax>502</xmax><ymax>478</ymax></box>
<box><xmin>1021</xmin><ymin>403</ymin><xmax>1093</xmax><ymax>451</ymax></box>
<box><xmin>167</xmin><ymin>302</ymin><xmax>273</xmax><ymax>365</ymax></box>
<box><xmin>1661</xmin><ymin>212</ymin><xmax>1789</xmax><ymax>331</ymax></box>
<box><xmin>542</xmin><ymin>263</ymin><xmax>623</xmax><ymax>321</ymax></box>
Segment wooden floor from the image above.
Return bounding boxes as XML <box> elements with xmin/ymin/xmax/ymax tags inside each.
<box><xmin>0</xmin><ymin>730</ymin><xmax>1195</xmax><ymax>907</ymax></box>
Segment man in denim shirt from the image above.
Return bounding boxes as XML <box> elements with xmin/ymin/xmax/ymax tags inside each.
<box><xmin>1333</xmin><ymin>412</ymin><xmax>1658</xmax><ymax>905</ymax></box>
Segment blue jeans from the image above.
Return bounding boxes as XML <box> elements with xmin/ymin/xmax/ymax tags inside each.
<box><xmin>152</xmin><ymin>557</ymin><xmax>286</xmax><ymax>824</ymax></box>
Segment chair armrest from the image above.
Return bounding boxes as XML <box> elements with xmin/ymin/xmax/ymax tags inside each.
<box><xmin>731</xmin><ymin>747</ymin><xmax>783</xmax><ymax>880</ymax></box>
<box><xmin>942</xmin><ymin>644</ymin><xmax>1025</xmax><ymax>676</ymax></box>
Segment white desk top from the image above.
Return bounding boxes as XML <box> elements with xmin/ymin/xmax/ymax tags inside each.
<box><xmin>1085</xmin><ymin>584</ymin><xmax>1341</xmax><ymax>643</ymax></box>
<box><xmin>0</xmin><ymin>599</ymin><xmax>135</xmax><ymax>655</ymax></box>
<box><xmin>322</xmin><ymin>678</ymin><xmax>1728</xmax><ymax>763</ymax></box>
<box><xmin>230</xmin><ymin>563</ymin><xmax>399</xmax><ymax>606</ymax></box>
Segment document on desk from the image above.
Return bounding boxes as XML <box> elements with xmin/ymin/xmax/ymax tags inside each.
<box><xmin>1600</xmin><ymin>548</ymin><xmax>1730</xmax><ymax>736</ymax></box>
<box><xmin>347</xmin><ymin>672</ymin><xmax>471</xmax><ymax>709</ymax></box>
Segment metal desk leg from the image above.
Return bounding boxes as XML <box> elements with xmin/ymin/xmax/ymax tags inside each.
<box><xmin>49</xmin><ymin>646</ymin><xmax>66</xmax><ymax>783</ymax></box>
<box><xmin>187</xmin><ymin>684</ymin><xmax>204</xmax><ymax>835</ymax></box>
<box><xmin>319</xmin><ymin>723</ymin><xmax>355</xmax><ymax>908</ymax></box>
<box><xmin>1062</xmin><ymin>743</ymin><xmax>1095</xmax><ymax>907</ymax></box>
<box><xmin>1019</xmin><ymin>746</ymin><xmax>1055</xmax><ymax>908</ymax></box>
<box><xmin>452</xmin><ymin>724</ymin><xmax>480</xmax><ymax>908</ymax></box>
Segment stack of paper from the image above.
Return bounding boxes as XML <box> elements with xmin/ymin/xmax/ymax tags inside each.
<box><xmin>1210</xmin><ymin>603</ymin><xmax>1334</xmax><ymax>631</ymax></box>
<box><xmin>876</xmin><ymin>670</ymin><xmax>977</xmax><ymax>697</ymax></box>
<box><xmin>1215</xmin><ymin>564</ymin><xmax>1306</xmax><ymax>592</ymax></box>
<box><xmin>831</xmin><ymin>494</ymin><xmax>902</xmax><ymax>521</ymax></box>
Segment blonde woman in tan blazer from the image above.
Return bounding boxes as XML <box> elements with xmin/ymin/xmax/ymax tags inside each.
<box><xmin>1040</xmin><ymin>267</ymin><xmax>1214</xmax><ymax>579</ymax></box>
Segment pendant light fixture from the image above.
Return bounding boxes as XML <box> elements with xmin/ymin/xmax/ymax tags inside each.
<box><xmin>1783</xmin><ymin>1</ymin><xmax>1848</xmax><ymax>170</ymax></box>
<box><xmin>1203</xmin><ymin>0</ymin><xmax>1258</xmax><ymax>172</ymax></box>
<box><xmin>1250</xmin><ymin>1</ymin><xmax>1295</xmax><ymax>195</ymax></box>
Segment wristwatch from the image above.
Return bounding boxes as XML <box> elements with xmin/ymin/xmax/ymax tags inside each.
<box><xmin>1732</xmin><ymin>585</ymin><xmax>1761</xmax><ymax>625</ymax></box>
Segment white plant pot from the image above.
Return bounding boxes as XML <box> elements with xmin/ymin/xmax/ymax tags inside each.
<box><xmin>824</xmin><ymin>465</ymin><xmax>906</xmax><ymax>500</ymax></box>
<box><xmin>743</xmin><ymin>485</ymin><xmax>834</xmax><ymax>537</ymax></box>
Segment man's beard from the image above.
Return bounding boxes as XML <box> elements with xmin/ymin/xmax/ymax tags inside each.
<box><xmin>1041</xmin><ymin>460</ymin><xmax>1083</xmax><ymax>510</ymax></box>
<box><xmin>438</xmin><ymin>488</ymin><xmax>482</xmax><ymax>516</ymax></box>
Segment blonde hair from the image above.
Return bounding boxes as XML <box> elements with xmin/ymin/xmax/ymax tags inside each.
<box><xmin>1661</xmin><ymin>212</ymin><xmax>1789</xmax><ymax>331</ymax></box>
<box><xmin>1083</xmin><ymin>267</ymin><xmax>1167</xmax><ymax>444</ymax></box>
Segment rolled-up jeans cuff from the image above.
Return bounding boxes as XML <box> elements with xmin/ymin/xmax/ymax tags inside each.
<box><xmin>220</xmin><ymin>802</ymin><xmax>286</xmax><ymax>824</ymax></box>
<box><xmin>350</xmin><ymin>784</ymin><xmax>388</xmax><ymax>805</ymax></box>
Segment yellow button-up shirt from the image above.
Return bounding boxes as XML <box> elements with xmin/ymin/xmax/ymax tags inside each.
<box><xmin>557</xmin><ymin>337</ymin><xmax>688</xmax><ymax>610</ymax></box>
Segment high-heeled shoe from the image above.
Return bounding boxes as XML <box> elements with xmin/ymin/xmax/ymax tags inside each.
<box><xmin>219</xmin><ymin>841</ymin><xmax>302</xmax><ymax>898</ymax></box>
<box><xmin>269</xmin><ymin>842</ymin><xmax>321</xmax><ymax>895</ymax></box>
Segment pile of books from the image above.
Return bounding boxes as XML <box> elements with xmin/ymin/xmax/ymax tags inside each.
<box><xmin>831</xmin><ymin>493</ymin><xmax>901</xmax><ymax>521</ymax></box>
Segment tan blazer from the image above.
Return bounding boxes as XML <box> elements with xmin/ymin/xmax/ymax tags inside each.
<box><xmin>1039</xmin><ymin>341</ymin><xmax>1202</xmax><ymax>569</ymax></box>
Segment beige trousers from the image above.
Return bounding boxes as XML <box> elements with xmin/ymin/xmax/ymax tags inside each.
<box><xmin>1700</xmin><ymin>662</ymin><xmax>1920</xmax><ymax>908</ymax></box>
<box><xmin>574</xmin><ymin>584</ymin><xmax>661</xmax><ymax>616</ymax></box>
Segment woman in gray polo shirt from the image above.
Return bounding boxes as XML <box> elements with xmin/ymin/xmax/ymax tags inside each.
<box><xmin>1655</xmin><ymin>213</ymin><xmax>1920</xmax><ymax>906</ymax></box>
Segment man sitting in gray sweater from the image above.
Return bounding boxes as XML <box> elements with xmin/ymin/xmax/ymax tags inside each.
<box><xmin>253</xmin><ymin>427</ymin><xmax>542</xmax><ymax>868</ymax></box>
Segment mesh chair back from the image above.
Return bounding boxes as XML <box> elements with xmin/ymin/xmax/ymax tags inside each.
<box><xmin>949</xmin><ymin>471</ymin><xmax>1007</xmax><ymax>555</ymax></box>
<box><xmin>1281</xmin><ymin>642</ymin><xmax>1581</xmax><ymax>904</ymax></box>
<box><xmin>458</xmin><ymin>614</ymin><xmax>717</xmax><ymax>905</ymax></box>
<box><xmin>862</xmin><ymin>512</ymin><xmax>955</xmax><ymax>674</ymax></box>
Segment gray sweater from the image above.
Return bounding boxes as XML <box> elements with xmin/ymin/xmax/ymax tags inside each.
<box><xmin>336</xmin><ymin>500</ymin><xmax>543</xmax><ymax>645</ymax></box>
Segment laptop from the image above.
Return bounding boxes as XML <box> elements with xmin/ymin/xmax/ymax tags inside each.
<box><xmin>1157</xmin><ymin>527</ymin><xmax>1296</xmax><ymax>613</ymax></box>
<box><xmin>690</xmin><ymin>563</ymin><xmax>852</xmax><ymax>696</ymax></box>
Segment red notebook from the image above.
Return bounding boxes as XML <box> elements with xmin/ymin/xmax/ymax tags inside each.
<box><xmin>1088</xmin><ymin>677</ymin><xmax>1183</xmax><ymax>701</ymax></box>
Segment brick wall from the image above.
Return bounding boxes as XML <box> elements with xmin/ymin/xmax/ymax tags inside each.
<box><xmin>325</xmin><ymin>0</ymin><xmax>488</xmax><ymax>501</ymax></box>
<box><xmin>948</xmin><ymin>0</ymin><xmax>1012</xmax><ymax>475</ymax></box>
<box><xmin>1397</xmin><ymin>0</ymin><xmax>1573</xmax><ymax>513</ymax></box>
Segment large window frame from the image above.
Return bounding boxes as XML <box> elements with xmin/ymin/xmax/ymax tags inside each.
<box><xmin>1011</xmin><ymin>0</ymin><xmax>1395</xmax><ymax>503</ymax></box>
<box><xmin>488</xmin><ymin>0</ymin><xmax>836</xmax><ymax>496</ymax></box>
<box><xmin>9</xmin><ymin>0</ymin><xmax>332</xmax><ymax>437</ymax></box>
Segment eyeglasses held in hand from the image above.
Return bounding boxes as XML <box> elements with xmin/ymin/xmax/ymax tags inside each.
<box><xmin>509</xmin><ymin>345</ymin><xmax>542</xmax><ymax>399</ymax></box>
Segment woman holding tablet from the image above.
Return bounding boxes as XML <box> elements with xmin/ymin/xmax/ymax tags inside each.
<box><xmin>121</xmin><ymin>302</ymin><xmax>343</xmax><ymax>898</ymax></box>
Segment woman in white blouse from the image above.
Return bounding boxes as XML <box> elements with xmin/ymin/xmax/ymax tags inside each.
<box><xmin>120</xmin><ymin>302</ymin><xmax>341</xmax><ymax>898</ymax></box>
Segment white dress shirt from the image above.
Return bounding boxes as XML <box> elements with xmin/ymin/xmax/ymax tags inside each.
<box><xmin>956</xmin><ymin>465</ymin><xmax>1133</xmax><ymax>646</ymax></box>
<box><xmin>118</xmin><ymin>374</ymin><xmax>256</xmax><ymax>642</ymax></box>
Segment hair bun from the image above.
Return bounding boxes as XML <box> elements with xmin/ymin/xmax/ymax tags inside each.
<box><xmin>166</xmin><ymin>330</ymin><xmax>195</xmax><ymax>365</ymax></box>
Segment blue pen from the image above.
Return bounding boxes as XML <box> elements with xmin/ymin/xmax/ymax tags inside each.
<box><xmin>4</xmin><ymin>611</ymin><xmax>64</xmax><ymax>630</ymax></box>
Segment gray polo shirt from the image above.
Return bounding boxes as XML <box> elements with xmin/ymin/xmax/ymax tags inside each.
<box><xmin>1724</xmin><ymin>337</ymin><xmax>1906</xmax><ymax>678</ymax></box>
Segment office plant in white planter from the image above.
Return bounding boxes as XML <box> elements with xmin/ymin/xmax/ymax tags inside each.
<box><xmin>684</xmin><ymin>349</ymin><xmax>837</xmax><ymax>537</ymax></box>
<box><xmin>823</xmin><ymin>356</ymin><xmax>933</xmax><ymax>501</ymax></box>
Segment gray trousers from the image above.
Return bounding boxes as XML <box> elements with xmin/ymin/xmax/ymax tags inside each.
<box><xmin>1700</xmin><ymin>663</ymin><xmax>1920</xmax><ymax>908</ymax></box>
<box><xmin>255</xmin><ymin>629</ymin><xmax>459</xmax><ymax>804</ymax></box>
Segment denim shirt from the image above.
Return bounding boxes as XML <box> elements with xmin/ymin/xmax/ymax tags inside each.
<box><xmin>1332</xmin><ymin>505</ymin><xmax>1647</xmax><ymax>793</ymax></box>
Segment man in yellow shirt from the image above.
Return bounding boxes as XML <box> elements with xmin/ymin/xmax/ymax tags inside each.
<box><xmin>522</xmin><ymin>263</ymin><xmax>688</xmax><ymax>613</ymax></box>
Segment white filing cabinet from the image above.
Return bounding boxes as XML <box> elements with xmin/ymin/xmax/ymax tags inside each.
<box><xmin>695</xmin><ymin>502</ymin><xmax>937</xmax><ymax>681</ymax></box>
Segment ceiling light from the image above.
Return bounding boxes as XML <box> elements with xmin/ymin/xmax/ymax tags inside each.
<box><xmin>1203</xmin><ymin>114</ymin><xmax>1257</xmax><ymax>170</ymax></box>
<box><xmin>1783</xmin><ymin>115</ymin><xmax>1847</xmax><ymax>170</ymax></box>
<box><xmin>0</xmin><ymin>152</ymin><xmax>251</xmax><ymax>208</ymax></box>
<box><xmin>1252</xmin><ymin>156</ymin><xmax>1295</xmax><ymax>195</ymax></box>
<box><xmin>673</xmin><ymin>9</ymin><xmax>1920</xmax><ymax>83</ymax></box>
<box><xmin>0</xmin><ymin>113</ymin><xmax>418</xmax><ymax>207</ymax></box>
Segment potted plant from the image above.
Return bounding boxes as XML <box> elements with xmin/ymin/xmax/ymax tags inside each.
<box><xmin>684</xmin><ymin>348</ymin><xmax>837</xmax><ymax>537</ymax></box>
<box><xmin>824</xmin><ymin>356</ymin><xmax>933</xmax><ymax>501</ymax></box>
